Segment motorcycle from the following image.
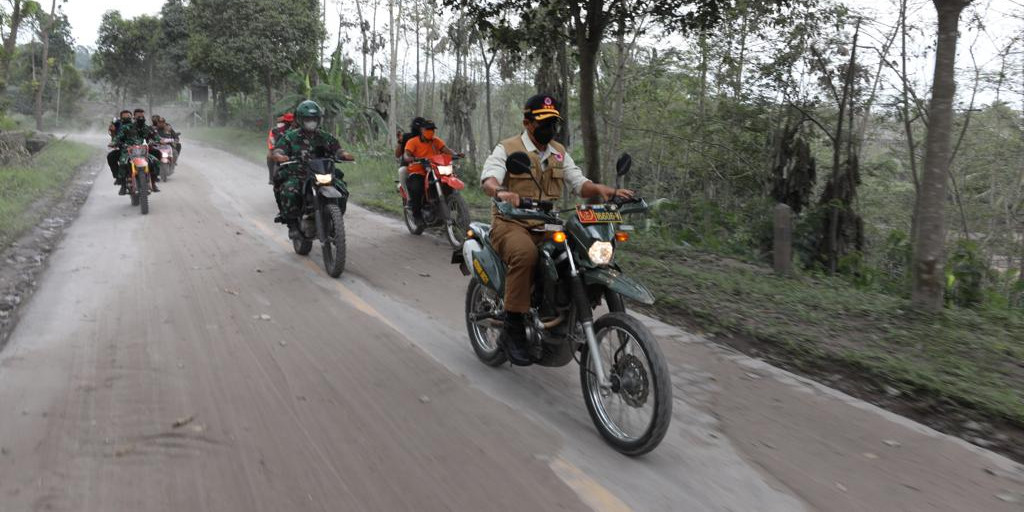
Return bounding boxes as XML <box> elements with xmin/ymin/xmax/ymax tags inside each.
<box><xmin>278</xmin><ymin>156</ymin><xmax>350</xmax><ymax>277</ymax></box>
<box><xmin>398</xmin><ymin>154</ymin><xmax>471</xmax><ymax>248</ymax></box>
<box><xmin>153</xmin><ymin>137</ymin><xmax>179</xmax><ymax>181</ymax></box>
<box><xmin>452</xmin><ymin>152</ymin><xmax>672</xmax><ymax>455</ymax></box>
<box><xmin>114</xmin><ymin>144</ymin><xmax>153</xmax><ymax>215</ymax></box>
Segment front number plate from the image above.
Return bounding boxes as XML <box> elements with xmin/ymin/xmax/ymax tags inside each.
<box><xmin>577</xmin><ymin>207</ymin><xmax>623</xmax><ymax>224</ymax></box>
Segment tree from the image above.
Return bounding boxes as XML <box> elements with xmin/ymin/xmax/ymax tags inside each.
<box><xmin>0</xmin><ymin>0</ymin><xmax>39</xmax><ymax>89</ymax></box>
<box><xmin>911</xmin><ymin>0</ymin><xmax>973</xmax><ymax>311</ymax></box>
<box><xmin>32</xmin><ymin>0</ymin><xmax>55</xmax><ymax>129</ymax></box>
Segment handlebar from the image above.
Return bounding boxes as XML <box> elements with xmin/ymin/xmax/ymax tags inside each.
<box><xmin>279</xmin><ymin>158</ymin><xmax>353</xmax><ymax>167</ymax></box>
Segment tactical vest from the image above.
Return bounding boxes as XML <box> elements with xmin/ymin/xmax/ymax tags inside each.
<box><xmin>493</xmin><ymin>135</ymin><xmax>566</xmax><ymax>227</ymax></box>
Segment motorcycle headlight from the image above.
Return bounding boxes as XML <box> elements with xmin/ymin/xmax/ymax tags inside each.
<box><xmin>437</xmin><ymin>165</ymin><xmax>454</xmax><ymax>176</ymax></box>
<box><xmin>315</xmin><ymin>173</ymin><xmax>333</xmax><ymax>185</ymax></box>
<box><xmin>588</xmin><ymin>241</ymin><xmax>614</xmax><ymax>266</ymax></box>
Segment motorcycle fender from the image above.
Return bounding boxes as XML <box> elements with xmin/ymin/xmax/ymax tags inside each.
<box><xmin>464</xmin><ymin>240</ymin><xmax>503</xmax><ymax>296</ymax></box>
<box><xmin>131</xmin><ymin>157</ymin><xmax>148</xmax><ymax>169</ymax></box>
<box><xmin>318</xmin><ymin>186</ymin><xmax>343</xmax><ymax>199</ymax></box>
<box><xmin>441</xmin><ymin>175</ymin><xmax>465</xmax><ymax>191</ymax></box>
<box><xmin>583</xmin><ymin>267</ymin><xmax>656</xmax><ymax>305</ymax></box>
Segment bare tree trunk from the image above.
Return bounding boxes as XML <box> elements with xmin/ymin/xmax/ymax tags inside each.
<box><xmin>827</xmin><ymin>19</ymin><xmax>860</xmax><ymax>274</ymax></box>
<box><xmin>478</xmin><ymin>38</ymin><xmax>494</xmax><ymax>150</ymax></box>
<box><xmin>415</xmin><ymin>2</ymin><xmax>421</xmax><ymax>114</ymax></box>
<box><xmin>577</xmin><ymin>35</ymin><xmax>602</xmax><ymax>183</ymax></box>
<box><xmin>912</xmin><ymin>0</ymin><xmax>972</xmax><ymax>311</ymax></box>
<box><xmin>354</xmin><ymin>0</ymin><xmax>371</xmax><ymax>109</ymax></box>
<box><xmin>34</xmin><ymin>0</ymin><xmax>57</xmax><ymax>131</ymax></box>
<box><xmin>387</xmin><ymin>0</ymin><xmax>400</xmax><ymax>150</ymax></box>
<box><xmin>265</xmin><ymin>69</ymin><xmax>274</xmax><ymax>130</ymax></box>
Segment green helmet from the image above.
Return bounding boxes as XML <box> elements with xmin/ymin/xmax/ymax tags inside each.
<box><xmin>296</xmin><ymin>100</ymin><xmax>323</xmax><ymax>131</ymax></box>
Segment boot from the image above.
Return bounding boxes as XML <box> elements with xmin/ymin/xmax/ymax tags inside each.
<box><xmin>118</xmin><ymin>183</ymin><xmax>128</xmax><ymax>195</ymax></box>
<box><xmin>150</xmin><ymin>175</ymin><xmax>160</xmax><ymax>192</ymax></box>
<box><xmin>500</xmin><ymin>312</ymin><xmax>533</xmax><ymax>366</ymax></box>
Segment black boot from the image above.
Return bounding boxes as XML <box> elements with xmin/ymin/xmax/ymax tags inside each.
<box><xmin>500</xmin><ymin>312</ymin><xmax>533</xmax><ymax>366</ymax></box>
<box><xmin>118</xmin><ymin>183</ymin><xmax>127</xmax><ymax>195</ymax></box>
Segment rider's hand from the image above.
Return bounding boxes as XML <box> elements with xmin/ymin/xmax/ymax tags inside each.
<box><xmin>597</xmin><ymin>184</ymin><xmax>634</xmax><ymax>202</ymax></box>
<box><xmin>496</xmin><ymin>190</ymin><xmax>521</xmax><ymax>207</ymax></box>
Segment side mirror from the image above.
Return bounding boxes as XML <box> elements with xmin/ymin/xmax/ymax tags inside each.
<box><xmin>506</xmin><ymin>151</ymin><xmax>532</xmax><ymax>175</ymax></box>
<box><xmin>615</xmin><ymin>153</ymin><xmax>632</xmax><ymax>176</ymax></box>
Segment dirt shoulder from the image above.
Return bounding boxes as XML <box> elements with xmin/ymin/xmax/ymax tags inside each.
<box><xmin>0</xmin><ymin>145</ymin><xmax>100</xmax><ymax>350</ymax></box>
<box><xmin>617</xmin><ymin>237</ymin><xmax>1024</xmax><ymax>463</ymax></box>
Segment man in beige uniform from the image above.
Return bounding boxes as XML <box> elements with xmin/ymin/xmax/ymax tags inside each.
<box><xmin>480</xmin><ymin>94</ymin><xmax>633</xmax><ymax>365</ymax></box>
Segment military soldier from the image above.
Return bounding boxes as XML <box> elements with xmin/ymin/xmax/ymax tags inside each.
<box><xmin>107</xmin><ymin>110</ymin><xmax>132</xmax><ymax>184</ymax></box>
<box><xmin>479</xmin><ymin>94</ymin><xmax>633</xmax><ymax>365</ymax></box>
<box><xmin>270</xmin><ymin>100</ymin><xmax>354</xmax><ymax>239</ymax></box>
<box><xmin>113</xmin><ymin>108</ymin><xmax>161</xmax><ymax>195</ymax></box>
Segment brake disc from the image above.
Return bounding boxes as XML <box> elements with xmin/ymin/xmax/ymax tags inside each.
<box><xmin>614</xmin><ymin>354</ymin><xmax>649</xmax><ymax>407</ymax></box>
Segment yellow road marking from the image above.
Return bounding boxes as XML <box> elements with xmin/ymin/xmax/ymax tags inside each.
<box><xmin>248</xmin><ymin>217</ymin><xmax>400</xmax><ymax>330</ymax></box>
<box><xmin>550</xmin><ymin>456</ymin><xmax>633</xmax><ymax>512</ymax></box>
<box><xmin>250</xmin><ymin>218</ymin><xmax>628</xmax><ymax>512</ymax></box>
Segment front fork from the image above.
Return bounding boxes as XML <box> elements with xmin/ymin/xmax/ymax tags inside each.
<box><xmin>564</xmin><ymin>241</ymin><xmax>611</xmax><ymax>390</ymax></box>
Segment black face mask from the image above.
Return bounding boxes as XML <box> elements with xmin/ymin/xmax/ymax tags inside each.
<box><xmin>533</xmin><ymin>122</ymin><xmax>556</xmax><ymax>145</ymax></box>
<box><xmin>135</xmin><ymin>117</ymin><xmax>146</xmax><ymax>126</ymax></box>
<box><xmin>120</xmin><ymin>117</ymin><xmax>131</xmax><ymax>124</ymax></box>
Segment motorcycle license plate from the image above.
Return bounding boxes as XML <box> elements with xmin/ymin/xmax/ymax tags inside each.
<box><xmin>577</xmin><ymin>206</ymin><xmax>622</xmax><ymax>224</ymax></box>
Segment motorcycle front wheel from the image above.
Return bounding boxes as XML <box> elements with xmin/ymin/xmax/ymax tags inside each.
<box><xmin>579</xmin><ymin>312</ymin><xmax>672</xmax><ymax>456</ymax></box>
<box><xmin>138</xmin><ymin>173</ymin><xmax>149</xmax><ymax>215</ymax></box>
<box><xmin>445</xmin><ymin>193</ymin><xmax>471</xmax><ymax>248</ymax></box>
<box><xmin>321</xmin><ymin>203</ymin><xmax>346</xmax><ymax>277</ymax></box>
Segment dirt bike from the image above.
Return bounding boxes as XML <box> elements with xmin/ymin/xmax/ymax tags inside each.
<box><xmin>452</xmin><ymin>152</ymin><xmax>672</xmax><ymax>455</ymax></box>
<box><xmin>117</xmin><ymin>144</ymin><xmax>154</xmax><ymax>215</ymax></box>
<box><xmin>278</xmin><ymin>157</ymin><xmax>350</xmax><ymax>277</ymax></box>
<box><xmin>398</xmin><ymin>154</ymin><xmax>471</xmax><ymax>248</ymax></box>
<box><xmin>153</xmin><ymin>137</ymin><xmax>179</xmax><ymax>180</ymax></box>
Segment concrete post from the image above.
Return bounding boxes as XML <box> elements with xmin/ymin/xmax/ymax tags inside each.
<box><xmin>773</xmin><ymin>203</ymin><xmax>793</xmax><ymax>276</ymax></box>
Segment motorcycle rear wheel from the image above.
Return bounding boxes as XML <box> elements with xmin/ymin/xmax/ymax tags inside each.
<box><xmin>402</xmin><ymin>196</ymin><xmax>425</xmax><ymax>235</ymax></box>
<box><xmin>465</xmin><ymin>279</ymin><xmax>506</xmax><ymax>367</ymax></box>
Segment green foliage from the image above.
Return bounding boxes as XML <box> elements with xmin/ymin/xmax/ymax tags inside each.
<box><xmin>0</xmin><ymin>140</ymin><xmax>91</xmax><ymax>245</ymax></box>
<box><xmin>946</xmin><ymin>239</ymin><xmax>988</xmax><ymax>308</ymax></box>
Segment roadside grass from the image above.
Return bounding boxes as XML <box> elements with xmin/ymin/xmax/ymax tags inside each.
<box><xmin>192</xmin><ymin>127</ymin><xmax>1024</xmax><ymax>438</ymax></box>
<box><xmin>617</xmin><ymin>232</ymin><xmax>1024</xmax><ymax>426</ymax></box>
<box><xmin>0</xmin><ymin>140</ymin><xmax>93</xmax><ymax>246</ymax></box>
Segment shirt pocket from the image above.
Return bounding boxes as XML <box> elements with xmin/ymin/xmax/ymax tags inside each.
<box><xmin>507</xmin><ymin>172</ymin><xmax>539</xmax><ymax>197</ymax></box>
<box><xmin>545</xmin><ymin>165</ymin><xmax>565</xmax><ymax>197</ymax></box>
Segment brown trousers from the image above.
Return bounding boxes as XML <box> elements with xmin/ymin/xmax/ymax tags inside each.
<box><xmin>490</xmin><ymin>217</ymin><xmax>546</xmax><ymax>313</ymax></box>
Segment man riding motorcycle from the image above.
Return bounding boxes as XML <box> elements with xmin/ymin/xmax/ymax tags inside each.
<box><xmin>479</xmin><ymin>94</ymin><xmax>633</xmax><ymax>365</ymax></box>
<box><xmin>402</xmin><ymin>119</ymin><xmax>461</xmax><ymax>227</ymax></box>
<box><xmin>113</xmin><ymin>108</ymin><xmax>161</xmax><ymax>195</ymax></box>
<box><xmin>266</xmin><ymin>112</ymin><xmax>295</xmax><ymax>185</ymax></box>
<box><xmin>153</xmin><ymin>116</ymin><xmax>181</xmax><ymax>155</ymax></box>
<box><xmin>107</xmin><ymin>110</ymin><xmax>132</xmax><ymax>185</ymax></box>
<box><xmin>270</xmin><ymin>100</ymin><xmax>354</xmax><ymax>240</ymax></box>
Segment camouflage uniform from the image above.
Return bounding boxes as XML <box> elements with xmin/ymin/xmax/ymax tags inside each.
<box><xmin>114</xmin><ymin>122</ymin><xmax>160</xmax><ymax>179</ymax></box>
<box><xmin>271</xmin><ymin>128</ymin><xmax>345</xmax><ymax>220</ymax></box>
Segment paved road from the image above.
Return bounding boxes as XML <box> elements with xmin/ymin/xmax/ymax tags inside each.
<box><xmin>0</xmin><ymin>136</ymin><xmax>1021</xmax><ymax>511</ymax></box>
